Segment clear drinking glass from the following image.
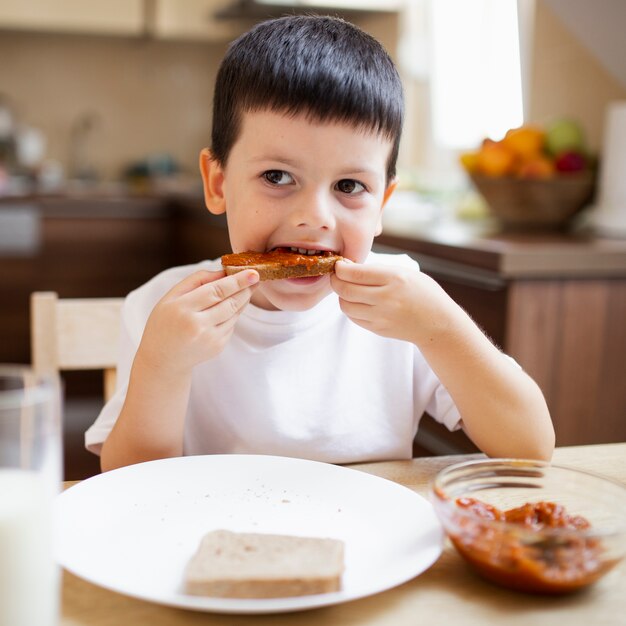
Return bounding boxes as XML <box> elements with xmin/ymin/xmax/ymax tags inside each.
<box><xmin>0</xmin><ymin>365</ymin><xmax>62</xmax><ymax>626</ymax></box>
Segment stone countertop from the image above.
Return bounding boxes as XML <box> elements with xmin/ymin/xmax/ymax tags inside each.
<box><xmin>0</xmin><ymin>184</ymin><xmax>205</xmax><ymax>219</ymax></box>
<box><xmin>378</xmin><ymin>215</ymin><xmax>626</xmax><ymax>278</ymax></box>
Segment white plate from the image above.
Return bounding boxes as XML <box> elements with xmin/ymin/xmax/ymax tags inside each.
<box><xmin>55</xmin><ymin>455</ymin><xmax>443</xmax><ymax>614</ymax></box>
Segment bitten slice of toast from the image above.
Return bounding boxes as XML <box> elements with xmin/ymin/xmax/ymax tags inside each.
<box><xmin>184</xmin><ymin>530</ymin><xmax>345</xmax><ymax>599</ymax></box>
<box><xmin>221</xmin><ymin>249</ymin><xmax>343</xmax><ymax>281</ymax></box>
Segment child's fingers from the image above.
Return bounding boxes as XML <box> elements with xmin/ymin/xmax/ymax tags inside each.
<box><xmin>202</xmin><ymin>284</ymin><xmax>254</xmax><ymax>325</ymax></box>
<box><xmin>164</xmin><ymin>269</ymin><xmax>226</xmax><ymax>299</ymax></box>
<box><xmin>334</xmin><ymin>260</ymin><xmax>389</xmax><ymax>286</ymax></box>
<box><xmin>338</xmin><ymin>299</ymin><xmax>374</xmax><ymax>323</ymax></box>
<box><xmin>331</xmin><ymin>274</ymin><xmax>381</xmax><ymax>305</ymax></box>
<box><xmin>185</xmin><ymin>270</ymin><xmax>259</xmax><ymax>311</ymax></box>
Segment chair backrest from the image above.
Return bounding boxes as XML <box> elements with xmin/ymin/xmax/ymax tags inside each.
<box><xmin>30</xmin><ymin>292</ymin><xmax>123</xmax><ymax>402</ymax></box>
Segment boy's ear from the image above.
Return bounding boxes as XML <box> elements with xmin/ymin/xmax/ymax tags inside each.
<box><xmin>374</xmin><ymin>179</ymin><xmax>398</xmax><ymax>236</ymax></box>
<box><xmin>382</xmin><ymin>179</ymin><xmax>398</xmax><ymax>208</ymax></box>
<box><xmin>199</xmin><ymin>148</ymin><xmax>226</xmax><ymax>215</ymax></box>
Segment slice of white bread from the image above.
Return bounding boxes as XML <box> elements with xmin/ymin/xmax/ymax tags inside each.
<box><xmin>184</xmin><ymin>530</ymin><xmax>345</xmax><ymax>598</ymax></box>
<box><xmin>221</xmin><ymin>250</ymin><xmax>343</xmax><ymax>281</ymax></box>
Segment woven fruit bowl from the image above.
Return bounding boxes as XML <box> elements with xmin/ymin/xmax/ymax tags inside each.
<box><xmin>470</xmin><ymin>173</ymin><xmax>596</xmax><ymax>230</ymax></box>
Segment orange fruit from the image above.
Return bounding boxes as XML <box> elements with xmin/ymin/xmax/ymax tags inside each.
<box><xmin>516</xmin><ymin>155</ymin><xmax>556</xmax><ymax>179</ymax></box>
<box><xmin>476</xmin><ymin>140</ymin><xmax>516</xmax><ymax>177</ymax></box>
<box><xmin>502</xmin><ymin>126</ymin><xmax>545</xmax><ymax>160</ymax></box>
<box><xmin>459</xmin><ymin>151</ymin><xmax>480</xmax><ymax>173</ymax></box>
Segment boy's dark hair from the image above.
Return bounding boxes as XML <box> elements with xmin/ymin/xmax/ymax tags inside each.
<box><xmin>211</xmin><ymin>15</ymin><xmax>403</xmax><ymax>183</ymax></box>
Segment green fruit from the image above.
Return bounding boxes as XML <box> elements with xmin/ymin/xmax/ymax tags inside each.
<box><xmin>545</xmin><ymin>119</ymin><xmax>586</xmax><ymax>156</ymax></box>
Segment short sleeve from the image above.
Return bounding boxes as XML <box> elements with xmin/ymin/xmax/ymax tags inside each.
<box><xmin>424</xmin><ymin>381</ymin><xmax>463</xmax><ymax>432</ymax></box>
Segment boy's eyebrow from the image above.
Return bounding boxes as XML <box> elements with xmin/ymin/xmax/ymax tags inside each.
<box><xmin>247</xmin><ymin>155</ymin><xmax>302</xmax><ymax>168</ymax></box>
<box><xmin>337</xmin><ymin>166</ymin><xmax>383</xmax><ymax>178</ymax></box>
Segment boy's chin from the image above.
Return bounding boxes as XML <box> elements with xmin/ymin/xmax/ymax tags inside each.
<box><xmin>251</xmin><ymin>278</ymin><xmax>332</xmax><ymax>312</ymax></box>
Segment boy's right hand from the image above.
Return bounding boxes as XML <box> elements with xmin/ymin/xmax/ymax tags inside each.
<box><xmin>137</xmin><ymin>269</ymin><xmax>259</xmax><ymax>377</ymax></box>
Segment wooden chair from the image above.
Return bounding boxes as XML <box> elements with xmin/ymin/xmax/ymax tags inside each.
<box><xmin>30</xmin><ymin>292</ymin><xmax>123</xmax><ymax>402</ymax></box>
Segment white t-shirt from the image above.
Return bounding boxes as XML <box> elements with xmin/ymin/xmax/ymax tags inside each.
<box><xmin>85</xmin><ymin>252</ymin><xmax>462</xmax><ymax>463</ymax></box>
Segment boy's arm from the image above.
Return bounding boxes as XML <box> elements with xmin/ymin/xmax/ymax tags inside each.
<box><xmin>100</xmin><ymin>269</ymin><xmax>259</xmax><ymax>471</ymax></box>
<box><xmin>331</xmin><ymin>261</ymin><xmax>555</xmax><ymax>461</ymax></box>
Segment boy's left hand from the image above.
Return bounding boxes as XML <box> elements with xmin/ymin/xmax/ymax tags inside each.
<box><xmin>330</xmin><ymin>260</ymin><xmax>455</xmax><ymax>346</ymax></box>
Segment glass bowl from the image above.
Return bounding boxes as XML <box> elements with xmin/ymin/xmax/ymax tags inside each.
<box><xmin>430</xmin><ymin>459</ymin><xmax>626</xmax><ymax>594</ymax></box>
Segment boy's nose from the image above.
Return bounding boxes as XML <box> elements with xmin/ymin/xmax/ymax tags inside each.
<box><xmin>291</xmin><ymin>191</ymin><xmax>336</xmax><ymax>230</ymax></box>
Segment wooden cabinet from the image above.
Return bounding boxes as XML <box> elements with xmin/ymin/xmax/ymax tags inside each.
<box><xmin>0</xmin><ymin>194</ymin><xmax>176</xmax><ymax>480</ymax></box>
<box><xmin>151</xmin><ymin>0</ymin><xmax>399</xmax><ymax>43</ymax></box>
<box><xmin>152</xmin><ymin>0</ymin><xmax>243</xmax><ymax>41</ymax></box>
<box><xmin>0</xmin><ymin>1</ymin><xmax>400</xmax><ymax>41</ymax></box>
<box><xmin>0</xmin><ymin>0</ymin><xmax>244</xmax><ymax>40</ymax></box>
<box><xmin>0</xmin><ymin>196</ymin><xmax>173</xmax><ymax>364</ymax></box>
<box><xmin>0</xmin><ymin>0</ymin><xmax>144</xmax><ymax>35</ymax></box>
<box><xmin>506</xmin><ymin>279</ymin><xmax>626</xmax><ymax>447</ymax></box>
<box><xmin>170</xmin><ymin>196</ymin><xmax>230</xmax><ymax>263</ymax></box>
<box><xmin>376</xmin><ymin>222</ymin><xmax>626</xmax><ymax>453</ymax></box>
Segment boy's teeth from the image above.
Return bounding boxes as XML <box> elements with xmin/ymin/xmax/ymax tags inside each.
<box><xmin>290</xmin><ymin>247</ymin><xmax>321</xmax><ymax>255</ymax></box>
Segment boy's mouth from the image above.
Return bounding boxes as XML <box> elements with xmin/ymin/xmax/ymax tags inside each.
<box><xmin>271</xmin><ymin>246</ymin><xmax>340</xmax><ymax>256</ymax></box>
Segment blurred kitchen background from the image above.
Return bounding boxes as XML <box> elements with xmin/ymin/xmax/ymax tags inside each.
<box><xmin>1</xmin><ymin>0</ymin><xmax>625</xmax><ymax>479</ymax></box>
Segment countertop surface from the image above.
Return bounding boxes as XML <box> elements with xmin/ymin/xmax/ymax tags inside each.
<box><xmin>379</xmin><ymin>214</ymin><xmax>626</xmax><ymax>278</ymax></box>
<box><xmin>60</xmin><ymin>443</ymin><xmax>626</xmax><ymax>626</ymax></box>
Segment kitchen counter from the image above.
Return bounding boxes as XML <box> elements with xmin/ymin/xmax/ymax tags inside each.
<box><xmin>376</xmin><ymin>216</ymin><xmax>626</xmax><ymax>454</ymax></box>
<box><xmin>379</xmin><ymin>216</ymin><xmax>626</xmax><ymax>278</ymax></box>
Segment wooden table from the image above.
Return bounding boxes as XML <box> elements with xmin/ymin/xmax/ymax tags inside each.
<box><xmin>61</xmin><ymin>443</ymin><xmax>626</xmax><ymax>625</ymax></box>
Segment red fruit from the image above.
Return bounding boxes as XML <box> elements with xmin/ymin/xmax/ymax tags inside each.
<box><xmin>555</xmin><ymin>151</ymin><xmax>587</xmax><ymax>173</ymax></box>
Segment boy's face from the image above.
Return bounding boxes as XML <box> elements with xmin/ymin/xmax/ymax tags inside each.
<box><xmin>201</xmin><ymin>109</ymin><xmax>395</xmax><ymax>311</ymax></box>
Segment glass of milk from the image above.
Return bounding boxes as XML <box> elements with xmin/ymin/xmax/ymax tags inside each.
<box><xmin>0</xmin><ymin>365</ymin><xmax>62</xmax><ymax>626</ymax></box>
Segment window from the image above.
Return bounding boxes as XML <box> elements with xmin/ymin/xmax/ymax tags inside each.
<box><xmin>400</xmin><ymin>0</ymin><xmax>525</xmax><ymax>172</ymax></box>
<box><xmin>430</xmin><ymin>0</ymin><xmax>523</xmax><ymax>149</ymax></box>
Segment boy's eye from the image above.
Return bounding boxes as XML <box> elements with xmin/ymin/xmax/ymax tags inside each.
<box><xmin>336</xmin><ymin>179</ymin><xmax>365</xmax><ymax>194</ymax></box>
<box><xmin>263</xmin><ymin>170</ymin><xmax>293</xmax><ymax>186</ymax></box>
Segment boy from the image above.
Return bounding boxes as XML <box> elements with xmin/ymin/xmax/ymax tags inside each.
<box><xmin>86</xmin><ymin>15</ymin><xmax>554</xmax><ymax>471</ymax></box>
